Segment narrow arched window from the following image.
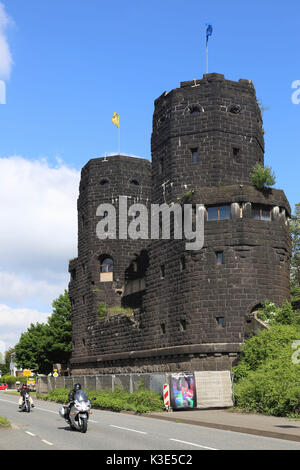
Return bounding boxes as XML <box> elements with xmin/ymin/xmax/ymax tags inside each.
<box><xmin>100</xmin><ymin>256</ymin><xmax>114</xmax><ymax>282</ymax></box>
<box><xmin>100</xmin><ymin>179</ymin><xmax>109</xmax><ymax>186</ymax></box>
<box><xmin>101</xmin><ymin>257</ymin><xmax>113</xmax><ymax>273</ymax></box>
<box><xmin>130</xmin><ymin>179</ymin><xmax>139</xmax><ymax>186</ymax></box>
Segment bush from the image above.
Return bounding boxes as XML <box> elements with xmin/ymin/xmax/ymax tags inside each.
<box><xmin>250</xmin><ymin>163</ymin><xmax>276</xmax><ymax>189</ymax></box>
<box><xmin>0</xmin><ymin>416</ymin><xmax>11</xmax><ymax>428</ymax></box>
<box><xmin>233</xmin><ymin>323</ymin><xmax>300</xmax><ymax>417</ymax></box>
<box><xmin>107</xmin><ymin>307</ymin><xmax>133</xmax><ymax>318</ymax></box>
<box><xmin>97</xmin><ymin>302</ymin><xmax>133</xmax><ymax>319</ymax></box>
<box><xmin>256</xmin><ymin>300</ymin><xmax>300</xmax><ymax>326</ymax></box>
<box><xmin>41</xmin><ymin>388</ymin><xmax>69</xmax><ymax>403</ymax></box>
<box><xmin>1</xmin><ymin>375</ymin><xmax>27</xmax><ymax>385</ymax></box>
<box><xmin>98</xmin><ymin>302</ymin><xmax>108</xmax><ymax>319</ymax></box>
<box><xmin>40</xmin><ymin>387</ymin><xmax>165</xmax><ymax>413</ymax></box>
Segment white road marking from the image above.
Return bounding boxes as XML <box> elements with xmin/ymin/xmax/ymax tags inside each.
<box><xmin>0</xmin><ymin>398</ymin><xmax>18</xmax><ymax>405</ymax></box>
<box><xmin>42</xmin><ymin>439</ymin><xmax>54</xmax><ymax>446</ymax></box>
<box><xmin>109</xmin><ymin>424</ymin><xmax>147</xmax><ymax>435</ymax></box>
<box><xmin>25</xmin><ymin>431</ymin><xmax>36</xmax><ymax>437</ymax></box>
<box><xmin>169</xmin><ymin>438</ymin><xmax>218</xmax><ymax>450</ymax></box>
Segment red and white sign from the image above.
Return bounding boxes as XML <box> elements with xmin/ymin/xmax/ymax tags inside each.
<box><xmin>163</xmin><ymin>384</ymin><xmax>169</xmax><ymax>409</ymax></box>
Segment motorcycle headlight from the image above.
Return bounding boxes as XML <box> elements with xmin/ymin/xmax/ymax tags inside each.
<box><xmin>75</xmin><ymin>402</ymin><xmax>90</xmax><ymax>412</ymax></box>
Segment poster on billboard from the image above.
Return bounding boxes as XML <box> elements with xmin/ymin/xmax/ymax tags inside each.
<box><xmin>170</xmin><ymin>373</ymin><xmax>196</xmax><ymax>410</ymax></box>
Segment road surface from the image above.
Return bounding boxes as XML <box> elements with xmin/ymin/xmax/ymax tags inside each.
<box><xmin>1</xmin><ymin>391</ymin><xmax>300</xmax><ymax>451</ymax></box>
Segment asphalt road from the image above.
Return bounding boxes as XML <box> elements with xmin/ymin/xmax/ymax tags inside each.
<box><xmin>1</xmin><ymin>391</ymin><xmax>300</xmax><ymax>451</ymax></box>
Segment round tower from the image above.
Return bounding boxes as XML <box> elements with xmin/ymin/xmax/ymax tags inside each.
<box><xmin>141</xmin><ymin>74</ymin><xmax>291</xmax><ymax>371</ymax></box>
<box><xmin>69</xmin><ymin>155</ymin><xmax>151</xmax><ymax>370</ymax></box>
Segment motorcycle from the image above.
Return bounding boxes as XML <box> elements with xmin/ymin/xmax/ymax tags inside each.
<box><xmin>20</xmin><ymin>392</ymin><xmax>31</xmax><ymax>413</ymax></box>
<box><xmin>59</xmin><ymin>390</ymin><xmax>94</xmax><ymax>433</ymax></box>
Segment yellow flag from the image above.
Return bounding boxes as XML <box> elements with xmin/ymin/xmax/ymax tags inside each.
<box><xmin>112</xmin><ymin>112</ymin><xmax>119</xmax><ymax>128</ymax></box>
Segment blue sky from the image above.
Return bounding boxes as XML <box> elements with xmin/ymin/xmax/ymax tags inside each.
<box><xmin>0</xmin><ymin>0</ymin><xmax>299</xmax><ymax>352</ymax></box>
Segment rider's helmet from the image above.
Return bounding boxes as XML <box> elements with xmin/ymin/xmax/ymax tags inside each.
<box><xmin>74</xmin><ymin>383</ymin><xmax>81</xmax><ymax>391</ymax></box>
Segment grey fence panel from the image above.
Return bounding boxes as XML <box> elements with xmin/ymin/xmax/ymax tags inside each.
<box><xmin>132</xmin><ymin>374</ymin><xmax>150</xmax><ymax>393</ymax></box>
<box><xmin>54</xmin><ymin>377</ymin><xmax>64</xmax><ymax>389</ymax></box>
<box><xmin>48</xmin><ymin>377</ymin><xmax>55</xmax><ymax>392</ymax></box>
<box><xmin>36</xmin><ymin>377</ymin><xmax>48</xmax><ymax>394</ymax></box>
<box><xmin>113</xmin><ymin>375</ymin><xmax>131</xmax><ymax>392</ymax></box>
<box><xmin>37</xmin><ymin>373</ymin><xmax>167</xmax><ymax>395</ymax></box>
<box><xmin>64</xmin><ymin>377</ymin><xmax>73</xmax><ymax>389</ymax></box>
<box><xmin>150</xmin><ymin>373</ymin><xmax>167</xmax><ymax>394</ymax></box>
<box><xmin>96</xmin><ymin>375</ymin><xmax>113</xmax><ymax>392</ymax></box>
<box><xmin>84</xmin><ymin>376</ymin><xmax>97</xmax><ymax>391</ymax></box>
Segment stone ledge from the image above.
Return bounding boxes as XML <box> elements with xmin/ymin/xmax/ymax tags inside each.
<box><xmin>70</xmin><ymin>342</ymin><xmax>242</xmax><ymax>365</ymax></box>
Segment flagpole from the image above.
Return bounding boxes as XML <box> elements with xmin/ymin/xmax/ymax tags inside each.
<box><xmin>118</xmin><ymin>126</ymin><xmax>120</xmax><ymax>155</ymax></box>
<box><xmin>205</xmin><ymin>24</ymin><xmax>212</xmax><ymax>74</ymax></box>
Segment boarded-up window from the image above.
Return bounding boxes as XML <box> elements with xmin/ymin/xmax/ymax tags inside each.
<box><xmin>207</xmin><ymin>205</ymin><xmax>231</xmax><ymax>221</ymax></box>
<box><xmin>252</xmin><ymin>204</ymin><xmax>271</xmax><ymax>221</ymax></box>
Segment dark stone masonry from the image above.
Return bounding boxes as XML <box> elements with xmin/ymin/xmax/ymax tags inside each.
<box><xmin>69</xmin><ymin>73</ymin><xmax>291</xmax><ymax>375</ymax></box>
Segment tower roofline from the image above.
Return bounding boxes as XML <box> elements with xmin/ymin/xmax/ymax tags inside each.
<box><xmin>82</xmin><ymin>154</ymin><xmax>151</xmax><ymax>171</ymax></box>
<box><xmin>154</xmin><ymin>73</ymin><xmax>256</xmax><ymax>105</ymax></box>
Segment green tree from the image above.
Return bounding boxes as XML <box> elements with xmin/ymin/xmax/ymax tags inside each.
<box><xmin>291</xmin><ymin>203</ymin><xmax>300</xmax><ymax>289</ymax></box>
<box><xmin>47</xmin><ymin>290</ymin><xmax>72</xmax><ymax>364</ymax></box>
<box><xmin>14</xmin><ymin>290</ymin><xmax>72</xmax><ymax>375</ymax></box>
<box><xmin>250</xmin><ymin>163</ymin><xmax>276</xmax><ymax>189</ymax></box>
<box><xmin>15</xmin><ymin>322</ymin><xmax>52</xmax><ymax>374</ymax></box>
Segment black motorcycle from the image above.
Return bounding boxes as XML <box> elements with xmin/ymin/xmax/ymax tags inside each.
<box><xmin>20</xmin><ymin>392</ymin><xmax>31</xmax><ymax>413</ymax></box>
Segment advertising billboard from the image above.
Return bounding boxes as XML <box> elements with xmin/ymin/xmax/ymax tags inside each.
<box><xmin>170</xmin><ymin>373</ymin><xmax>196</xmax><ymax>409</ymax></box>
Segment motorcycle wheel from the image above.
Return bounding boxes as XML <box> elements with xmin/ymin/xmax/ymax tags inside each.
<box><xmin>79</xmin><ymin>417</ymin><xmax>87</xmax><ymax>433</ymax></box>
<box><xmin>26</xmin><ymin>401</ymin><xmax>30</xmax><ymax>413</ymax></box>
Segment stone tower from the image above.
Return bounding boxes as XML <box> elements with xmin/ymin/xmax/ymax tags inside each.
<box><xmin>69</xmin><ymin>155</ymin><xmax>151</xmax><ymax>369</ymax></box>
<box><xmin>69</xmin><ymin>74</ymin><xmax>291</xmax><ymax>375</ymax></box>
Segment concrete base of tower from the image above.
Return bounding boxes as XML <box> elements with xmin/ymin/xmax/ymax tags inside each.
<box><xmin>70</xmin><ymin>342</ymin><xmax>242</xmax><ymax>375</ymax></box>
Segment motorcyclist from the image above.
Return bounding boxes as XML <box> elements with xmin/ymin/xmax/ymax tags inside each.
<box><xmin>65</xmin><ymin>383</ymin><xmax>81</xmax><ymax>421</ymax></box>
<box><xmin>18</xmin><ymin>383</ymin><xmax>34</xmax><ymax>409</ymax></box>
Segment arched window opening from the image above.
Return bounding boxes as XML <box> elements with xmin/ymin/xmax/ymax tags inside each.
<box><xmin>100</xmin><ymin>256</ymin><xmax>114</xmax><ymax>282</ymax></box>
<box><xmin>189</xmin><ymin>105</ymin><xmax>201</xmax><ymax>115</ymax></box>
<box><xmin>100</xmin><ymin>179</ymin><xmax>109</xmax><ymax>187</ymax></box>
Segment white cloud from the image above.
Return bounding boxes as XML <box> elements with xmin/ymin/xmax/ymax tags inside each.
<box><xmin>0</xmin><ymin>270</ymin><xmax>69</xmax><ymax>307</ymax></box>
<box><xmin>0</xmin><ymin>2</ymin><xmax>13</xmax><ymax>81</ymax></box>
<box><xmin>0</xmin><ymin>304</ymin><xmax>49</xmax><ymax>353</ymax></box>
<box><xmin>0</xmin><ymin>156</ymin><xmax>79</xmax><ymax>275</ymax></box>
<box><xmin>0</xmin><ymin>155</ymin><xmax>80</xmax><ymax>351</ymax></box>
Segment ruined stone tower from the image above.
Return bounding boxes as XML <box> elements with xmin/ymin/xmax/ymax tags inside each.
<box><xmin>69</xmin><ymin>74</ymin><xmax>291</xmax><ymax>375</ymax></box>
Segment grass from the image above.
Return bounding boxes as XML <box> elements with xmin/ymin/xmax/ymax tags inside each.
<box><xmin>0</xmin><ymin>416</ymin><xmax>11</xmax><ymax>428</ymax></box>
<box><xmin>98</xmin><ymin>302</ymin><xmax>133</xmax><ymax>320</ymax></box>
<box><xmin>38</xmin><ymin>387</ymin><xmax>165</xmax><ymax>414</ymax></box>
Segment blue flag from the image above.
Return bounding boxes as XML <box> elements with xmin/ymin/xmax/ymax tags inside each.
<box><xmin>206</xmin><ymin>24</ymin><xmax>213</xmax><ymax>44</ymax></box>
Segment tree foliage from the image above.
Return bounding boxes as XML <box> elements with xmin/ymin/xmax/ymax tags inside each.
<box><xmin>291</xmin><ymin>203</ymin><xmax>300</xmax><ymax>289</ymax></box>
<box><xmin>250</xmin><ymin>162</ymin><xmax>276</xmax><ymax>189</ymax></box>
<box><xmin>233</xmin><ymin>301</ymin><xmax>300</xmax><ymax>417</ymax></box>
<box><xmin>14</xmin><ymin>290</ymin><xmax>72</xmax><ymax>375</ymax></box>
